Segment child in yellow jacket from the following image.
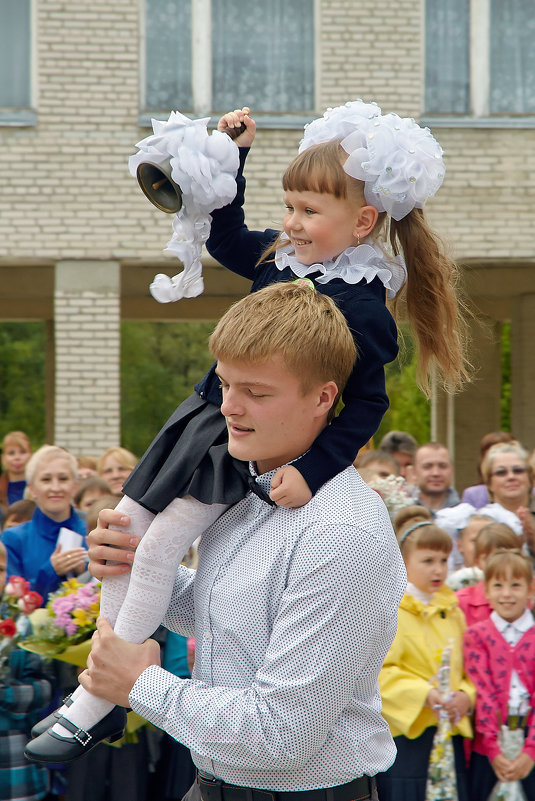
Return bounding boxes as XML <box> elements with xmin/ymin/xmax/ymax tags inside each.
<box><xmin>376</xmin><ymin>517</ymin><xmax>475</xmax><ymax>801</ymax></box>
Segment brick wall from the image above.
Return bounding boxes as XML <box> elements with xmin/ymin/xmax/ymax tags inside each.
<box><xmin>1</xmin><ymin>1</ymin><xmax>532</xmax><ymax>265</ymax></box>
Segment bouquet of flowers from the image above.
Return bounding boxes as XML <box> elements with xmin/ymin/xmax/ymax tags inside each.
<box><xmin>426</xmin><ymin>644</ymin><xmax>458</xmax><ymax>801</ymax></box>
<box><xmin>0</xmin><ymin>577</ymin><xmax>43</xmax><ymax>680</ymax></box>
<box><xmin>366</xmin><ymin>474</ymin><xmax>414</xmax><ymax>519</ymax></box>
<box><xmin>487</xmin><ymin>716</ymin><xmax>529</xmax><ymax>801</ymax></box>
<box><xmin>446</xmin><ymin>565</ymin><xmax>484</xmax><ymax>592</ymax></box>
<box><xmin>23</xmin><ymin>578</ymin><xmax>100</xmax><ymax>667</ymax></box>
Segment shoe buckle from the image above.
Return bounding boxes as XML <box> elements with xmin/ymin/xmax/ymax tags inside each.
<box><xmin>73</xmin><ymin>727</ymin><xmax>92</xmax><ymax>746</ymax></box>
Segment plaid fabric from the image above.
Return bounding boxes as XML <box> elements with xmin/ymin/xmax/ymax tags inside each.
<box><xmin>0</xmin><ymin>648</ymin><xmax>52</xmax><ymax>800</ymax></box>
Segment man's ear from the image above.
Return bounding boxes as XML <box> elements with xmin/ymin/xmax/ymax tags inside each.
<box><xmin>315</xmin><ymin>381</ymin><xmax>339</xmax><ymax>416</ymax></box>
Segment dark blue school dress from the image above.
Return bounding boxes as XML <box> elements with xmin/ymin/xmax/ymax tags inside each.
<box><xmin>123</xmin><ymin>148</ymin><xmax>398</xmax><ymax>513</ymax></box>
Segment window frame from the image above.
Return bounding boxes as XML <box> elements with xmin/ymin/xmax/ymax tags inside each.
<box><xmin>139</xmin><ymin>0</ymin><xmax>319</xmax><ymax>129</ymax></box>
<box><xmin>0</xmin><ymin>0</ymin><xmax>36</xmax><ymax>127</ymax></box>
<box><xmin>422</xmin><ymin>0</ymin><xmax>535</xmax><ymax>129</ymax></box>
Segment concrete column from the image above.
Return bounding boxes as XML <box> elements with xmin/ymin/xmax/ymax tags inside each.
<box><xmin>511</xmin><ymin>293</ymin><xmax>535</xmax><ymax>452</ymax></box>
<box><xmin>432</xmin><ymin>316</ymin><xmax>502</xmax><ymax>493</ymax></box>
<box><xmin>54</xmin><ymin>261</ymin><xmax>121</xmax><ymax>457</ymax></box>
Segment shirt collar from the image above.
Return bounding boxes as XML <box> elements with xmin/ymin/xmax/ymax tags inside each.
<box><xmin>491</xmin><ymin>608</ymin><xmax>534</xmax><ymax>636</ymax></box>
<box><xmin>406</xmin><ymin>581</ymin><xmax>432</xmax><ymax>605</ymax></box>
<box><xmin>248</xmin><ymin>458</ymin><xmax>309</xmax><ymax>507</ymax></box>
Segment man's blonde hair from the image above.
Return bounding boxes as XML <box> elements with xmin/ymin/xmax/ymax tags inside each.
<box><xmin>209</xmin><ymin>282</ymin><xmax>357</xmax><ymax>409</ymax></box>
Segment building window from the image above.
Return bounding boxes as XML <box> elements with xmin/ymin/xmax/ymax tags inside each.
<box><xmin>424</xmin><ymin>0</ymin><xmax>470</xmax><ymax>115</ymax></box>
<box><xmin>489</xmin><ymin>0</ymin><xmax>535</xmax><ymax>114</ymax></box>
<box><xmin>144</xmin><ymin>0</ymin><xmax>315</xmax><ymax>120</ymax></box>
<box><xmin>425</xmin><ymin>0</ymin><xmax>535</xmax><ymax>119</ymax></box>
<box><xmin>0</xmin><ymin>0</ymin><xmax>31</xmax><ymax>110</ymax></box>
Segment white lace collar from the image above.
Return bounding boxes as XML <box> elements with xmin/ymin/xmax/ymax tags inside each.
<box><xmin>274</xmin><ymin>234</ymin><xmax>407</xmax><ymax>299</ymax></box>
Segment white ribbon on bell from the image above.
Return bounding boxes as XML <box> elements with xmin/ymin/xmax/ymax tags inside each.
<box><xmin>129</xmin><ymin>111</ymin><xmax>239</xmax><ymax>303</ymax></box>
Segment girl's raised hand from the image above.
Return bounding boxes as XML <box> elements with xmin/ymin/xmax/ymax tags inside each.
<box><xmin>218</xmin><ymin>106</ymin><xmax>256</xmax><ymax>147</ymax></box>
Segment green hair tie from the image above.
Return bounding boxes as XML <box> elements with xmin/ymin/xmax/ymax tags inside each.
<box><xmin>292</xmin><ymin>278</ymin><xmax>315</xmax><ymax>290</ymax></box>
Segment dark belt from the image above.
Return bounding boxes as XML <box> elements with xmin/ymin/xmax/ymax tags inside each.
<box><xmin>197</xmin><ymin>772</ymin><xmax>374</xmax><ymax>801</ymax></box>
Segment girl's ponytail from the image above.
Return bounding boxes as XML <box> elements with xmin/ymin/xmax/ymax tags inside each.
<box><xmin>390</xmin><ymin>210</ymin><xmax>471</xmax><ymax>396</ymax></box>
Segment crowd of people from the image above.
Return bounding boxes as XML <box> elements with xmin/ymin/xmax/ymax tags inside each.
<box><xmin>1</xmin><ymin>424</ymin><xmax>534</xmax><ymax>800</ymax></box>
<box><xmin>0</xmin><ymin>432</ymin><xmax>194</xmax><ymax>801</ymax></box>
<box><xmin>355</xmin><ymin>429</ymin><xmax>535</xmax><ymax>799</ymax></box>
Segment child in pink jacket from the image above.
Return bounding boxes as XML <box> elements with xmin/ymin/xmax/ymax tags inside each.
<box><xmin>463</xmin><ymin>548</ymin><xmax>535</xmax><ymax>799</ymax></box>
<box><xmin>457</xmin><ymin>522</ymin><xmax>518</xmax><ymax>625</ymax></box>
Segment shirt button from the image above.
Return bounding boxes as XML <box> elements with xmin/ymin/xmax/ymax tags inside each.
<box><xmin>203</xmin><ymin>631</ymin><xmax>213</xmax><ymax>642</ymax></box>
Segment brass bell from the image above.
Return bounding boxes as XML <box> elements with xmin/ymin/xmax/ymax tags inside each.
<box><xmin>136</xmin><ymin>159</ymin><xmax>183</xmax><ymax>214</ymax></box>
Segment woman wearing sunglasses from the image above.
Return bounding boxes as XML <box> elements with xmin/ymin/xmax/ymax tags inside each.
<box><xmin>479</xmin><ymin>442</ymin><xmax>535</xmax><ymax>550</ymax></box>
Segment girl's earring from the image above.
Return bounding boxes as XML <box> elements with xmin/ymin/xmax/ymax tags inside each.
<box><xmin>356</xmin><ymin>233</ymin><xmax>361</xmax><ymax>246</ymax></box>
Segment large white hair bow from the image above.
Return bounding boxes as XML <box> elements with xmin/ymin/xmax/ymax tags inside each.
<box><xmin>300</xmin><ymin>101</ymin><xmax>446</xmax><ymax>221</ymax></box>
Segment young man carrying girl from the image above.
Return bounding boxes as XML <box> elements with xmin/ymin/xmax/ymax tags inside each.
<box><xmin>77</xmin><ymin>283</ymin><xmax>406</xmax><ymax>801</ymax></box>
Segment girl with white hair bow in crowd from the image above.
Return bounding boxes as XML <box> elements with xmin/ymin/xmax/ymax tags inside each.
<box><xmin>26</xmin><ymin>100</ymin><xmax>470</xmax><ymax>763</ymax></box>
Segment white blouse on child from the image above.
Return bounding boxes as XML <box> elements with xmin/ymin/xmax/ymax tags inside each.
<box><xmin>406</xmin><ymin>581</ymin><xmax>433</xmax><ymax>605</ymax></box>
<box><xmin>491</xmin><ymin>608</ymin><xmax>534</xmax><ymax>715</ymax></box>
<box><xmin>274</xmin><ymin>234</ymin><xmax>407</xmax><ymax>299</ymax></box>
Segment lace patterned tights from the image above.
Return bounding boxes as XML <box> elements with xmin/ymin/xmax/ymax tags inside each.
<box><xmin>51</xmin><ymin>494</ymin><xmax>227</xmax><ymax>737</ymax></box>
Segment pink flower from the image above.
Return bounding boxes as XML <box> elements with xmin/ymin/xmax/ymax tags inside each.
<box><xmin>18</xmin><ymin>591</ymin><xmax>43</xmax><ymax>615</ymax></box>
<box><xmin>64</xmin><ymin>621</ymin><xmax>78</xmax><ymax>636</ymax></box>
<box><xmin>52</xmin><ymin>597</ymin><xmax>74</xmax><ymax>616</ymax></box>
<box><xmin>5</xmin><ymin>577</ymin><xmax>29</xmax><ymax>598</ymax></box>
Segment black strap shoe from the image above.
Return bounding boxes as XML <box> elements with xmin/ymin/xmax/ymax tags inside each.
<box><xmin>24</xmin><ymin>706</ymin><xmax>127</xmax><ymax>765</ymax></box>
<box><xmin>30</xmin><ymin>692</ymin><xmax>74</xmax><ymax>739</ymax></box>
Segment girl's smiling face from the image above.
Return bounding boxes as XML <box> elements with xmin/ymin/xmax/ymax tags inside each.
<box><xmin>283</xmin><ymin>189</ymin><xmax>362</xmax><ymax>265</ymax></box>
<box><xmin>405</xmin><ymin>547</ymin><xmax>449</xmax><ymax>595</ymax></box>
<box><xmin>486</xmin><ymin>569</ymin><xmax>532</xmax><ymax>623</ymax></box>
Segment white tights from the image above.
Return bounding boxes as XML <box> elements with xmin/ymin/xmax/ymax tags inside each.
<box><xmin>51</xmin><ymin>494</ymin><xmax>227</xmax><ymax>738</ymax></box>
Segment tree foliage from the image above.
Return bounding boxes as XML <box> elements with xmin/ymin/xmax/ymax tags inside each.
<box><xmin>0</xmin><ymin>319</ymin><xmax>435</xmax><ymax>457</ymax></box>
<box><xmin>0</xmin><ymin>323</ymin><xmax>46</xmax><ymax>446</ymax></box>
<box><xmin>120</xmin><ymin>320</ymin><xmax>216</xmax><ymax>456</ymax></box>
